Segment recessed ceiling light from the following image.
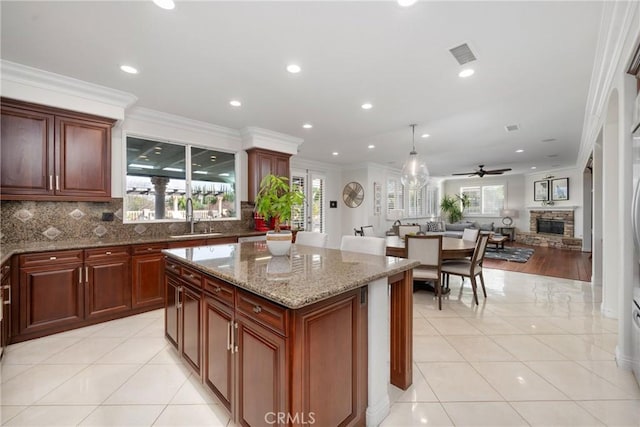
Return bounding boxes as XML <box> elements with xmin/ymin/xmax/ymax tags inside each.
<box><xmin>219</xmin><ymin>173</ymin><xmax>230</xmax><ymax>177</ymax></box>
<box><xmin>332</xmin><ymin>152</ymin><xmax>339</xmax><ymax>156</ymax></box>
<box><xmin>397</xmin><ymin>0</ymin><xmax>418</xmax><ymax>7</ymax></box>
<box><xmin>421</xmin><ymin>133</ymin><xmax>430</xmax><ymax>139</ymax></box>
<box><xmin>368</xmin><ymin>145</ymin><xmax>375</xmax><ymax>149</ymax></box>
<box><xmin>120</xmin><ymin>65</ymin><xmax>138</xmax><ymax>74</ymax></box>
<box><xmin>163</xmin><ymin>167</ymin><xmax>183</xmax><ymax>172</ymax></box>
<box><xmin>153</xmin><ymin>0</ymin><xmax>175</xmax><ymax>10</ymax></box>
<box><xmin>531</xmin><ymin>166</ymin><xmax>537</xmax><ymax>170</ymax></box>
<box><xmin>302</xmin><ymin>123</ymin><xmax>313</xmax><ymax>129</ymax></box>
<box><xmin>229</xmin><ymin>100</ymin><xmax>242</xmax><ymax>107</ymax></box>
<box><xmin>139</xmin><ymin>155</ymin><xmax>147</xmax><ymax>159</ymax></box>
<box><xmin>361</xmin><ymin>103</ymin><xmax>373</xmax><ymax>110</ymax></box>
<box><xmin>194</xmin><ymin>171</ymin><xmax>208</xmax><ymax>175</ymax></box>
<box><xmin>129</xmin><ymin>163</ymin><xmax>155</xmax><ymax>169</ymax></box>
<box><xmin>286</xmin><ymin>64</ymin><xmax>301</xmax><ymax>74</ymax></box>
<box><xmin>516</xmin><ymin>149</ymin><xmax>524</xmax><ymax>153</ymax></box>
<box><xmin>458</xmin><ymin>68</ymin><xmax>475</xmax><ymax>78</ymax></box>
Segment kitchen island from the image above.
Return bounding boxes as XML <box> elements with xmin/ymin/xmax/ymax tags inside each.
<box><xmin>164</xmin><ymin>241</ymin><xmax>419</xmax><ymax>426</ymax></box>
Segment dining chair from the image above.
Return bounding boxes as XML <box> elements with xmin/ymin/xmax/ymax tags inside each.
<box><xmin>398</xmin><ymin>225</ymin><xmax>421</xmax><ymax>239</ymax></box>
<box><xmin>340</xmin><ymin>235</ymin><xmax>386</xmax><ymax>256</ymax></box>
<box><xmin>406</xmin><ymin>235</ymin><xmax>444</xmax><ymax>310</ymax></box>
<box><xmin>295</xmin><ymin>231</ymin><xmax>328</xmax><ymax>248</ymax></box>
<box><xmin>441</xmin><ymin>233</ymin><xmax>490</xmax><ymax>305</ymax></box>
<box><xmin>462</xmin><ymin>228</ymin><xmax>480</xmax><ymax>242</ymax></box>
<box><xmin>360</xmin><ymin>225</ymin><xmax>375</xmax><ymax>237</ymax></box>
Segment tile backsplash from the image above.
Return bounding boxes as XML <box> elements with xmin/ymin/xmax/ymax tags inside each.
<box><xmin>0</xmin><ymin>199</ymin><xmax>255</xmax><ymax>244</ymax></box>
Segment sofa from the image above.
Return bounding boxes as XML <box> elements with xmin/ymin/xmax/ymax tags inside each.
<box><xmin>422</xmin><ymin>220</ymin><xmax>495</xmax><ymax>238</ymax></box>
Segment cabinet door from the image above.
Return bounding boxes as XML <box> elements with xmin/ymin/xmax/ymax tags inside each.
<box><xmin>204</xmin><ymin>296</ymin><xmax>234</xmax><ymax>411</ymax></box>
<box><xmin>1</xmin><ymin>264</ymin><xmax>11</xmax><ymax>352</ymax></box>
<box><xmin>55</xmin><ymin>115</ymin><xmax>111</xmax><ymax>200</ymax></box>
<box><xmin>131</xmin><ymin>254</ymin><xmax>165</xmax><ymax>309</ymax></box>
<box><xmin>85</xmin><ymin>257</ymin><xmax>131</xmax><ymax>320</ymax></box>
<box><xmin>246</xmin><ymin>148</ymin><xmax>291</xmax><ymax>202</ymax></box>
<box><xmin>19</xmin><ymin>262</ymin><xmax>84</xmax><ymax>335</ymax></box>
<box><xmin>0</xmin><ymin>104</ymin><xmax>54</xmax><ymax>197</ymax></box>
<box><xmin>165</xmin><ymin>274</ymin><xmax>180</xmax><ymax>349</ymax></box>
<box><xmin>236</xmin><ymin>315</ymin><xmax>287</xmax><ymax>427</ymax></box>
<box><xmin>181</xmin><ymin>284</ymin><xmax>201</xmax><ymax>374</ymax></box>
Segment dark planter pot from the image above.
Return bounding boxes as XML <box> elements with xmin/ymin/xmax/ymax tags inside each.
<box><xmin>254</xmin><ymin>214</ymin><xmax>270</xmax><ymax>231</ymax></box>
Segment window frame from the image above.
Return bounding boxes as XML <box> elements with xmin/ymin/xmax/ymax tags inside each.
<box><xmin>460</xmin><ymin>184</ymin><xmax>505</xmax><ymax>216</ymax></box>
<box><xmin>123</xmin><ymin>132</ymin><xmax>241</xmax><ymax>224</ymax></box>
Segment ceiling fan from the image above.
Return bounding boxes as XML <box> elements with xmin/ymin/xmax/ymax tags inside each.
<box><xmin>452</xmin><ymin>164</ymin><xmax>512</xmax><ymax>178</ymax></box>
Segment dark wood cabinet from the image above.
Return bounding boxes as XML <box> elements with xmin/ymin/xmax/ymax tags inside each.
<box><xmin>131</xmin><ymin>243</ymin><xmax>167</xmax><ymax>310</ymax></box>
<box><xmin>181</xmin><ymin>284</ymin><xmax>202</xmax><ymax>373</ymax></box>
<box><xmin>1</xmin><ymin>262</ymin><xmax>12</xmax><ymax>358</ymax></box>
<box><xmin>18</xmin><ymin>251</ymin><xmax>84</xmax><ymax>336</ymax></box>
<box><xmin>165</xmin><ymin>273</ymin><xmax>180</xmax><ymax>349</ymax></box>
<box><xmin>0</xmin><ymin>98</ymin><xmax>115</xmax><ymax>201</ymax></box>
<box><xmin>204</xmin><ymin>296</ymin><xmax>234</xmax><ymax>411</ymax></box>
<box><xmin>246</xmin><ymin>148</ymin><xmax>291</xmax><ymax>202</ymax></box>
<box><xmin>84</xmin><ymin>247</ymin><xmax>131</xmax><ymax>320</ymax></box>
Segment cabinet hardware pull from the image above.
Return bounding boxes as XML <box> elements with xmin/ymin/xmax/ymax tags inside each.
<box><xmin>253</xmin><ymin>305</ymin><xmax>262</xmax><ymax>314</ymax></box>
<box><xmin>3</xmin><ymin>285</ymin><xmax>10</xmax><ymax>305</ymax></box>
<box><xmin>234</xmin><ymin>322</ymin><xmax>238</xmax><ymax>353</ymax></box>
<box><xmin>85</xmin><ymin>267</ymin><xmax>89</xmax><ymax>282</ymax></box>
<box><xmin>177</xmin><ymin>286</ymin><xmax>182</xmax><ymax>309</ymax></box>
<box><xmin>106</xmin><ymin>251</ymin><xmax>111</xmax><ymax>255</ymax></box>
<box><xmin>55</xmin><ymin>175</ymin><xmax>60</xmax><ymax>191</ymax></box>
<box><xmin>147</xmin><ymin>247</ymin><xmax>153</xmax><ymax>251</ymax></box>
<box><xmin>227</xmin><ymin>321</ymin><xmax>232</xmax><ymax>351</ymax></box>
<box><xmin>79</xmin><ymin>267</ymin><xmax>82</xmax><ymax>284</ymax></box>
<box><xmin>49</xmin><ymin>175</ymin><xmax>53</xmax><ymax>190</ymax></box>
<box><xmin>188</xmin><ymin>274</ymin><xmax>194</xmax><ymax>278</ymax></box>
<box><xmin>50</xmin><ymin>256</ymin><xmax>57</xmax><ymax>260</ymax></box>
<box><xmin>214</xmin><ymin>286</ymin><xmax>222</xmax><ymax>293</ymax></box>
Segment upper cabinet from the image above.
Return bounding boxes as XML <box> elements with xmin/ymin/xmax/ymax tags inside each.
<box><xmin>1</xmin><ymin>98</ymin><xmax>116</xmax><ymax>201</ymax></box>
<box><xmin>246</xmin><ymin>148</ymin><xmax>291</xmax><ymax>202</ymax></box>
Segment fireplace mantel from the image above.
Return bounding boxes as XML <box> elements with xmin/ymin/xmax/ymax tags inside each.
<box><xmin>526</xmin><ymin>206</ymin><xmax>578</xmax><ymax>211</ymax></box>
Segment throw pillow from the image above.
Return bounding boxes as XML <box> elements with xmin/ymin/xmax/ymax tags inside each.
<box><xmin>426</xmin><ymin>221</ymin><xmax>440</xmax><ymax>232</ymax></box>
<box><xmin>479</xmin><ymin>222</ymin><xmax>494</xmax><ymax>231</ymax></box>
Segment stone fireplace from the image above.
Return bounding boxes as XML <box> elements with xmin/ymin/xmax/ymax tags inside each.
<box><xmin>515</xmin><ymin>209</ymin><xmax>582</xmax><ymax>250</ymax></box>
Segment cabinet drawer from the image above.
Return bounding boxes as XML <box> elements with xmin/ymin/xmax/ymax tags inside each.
<box><xmin>203</xmin><ymin>276</ymin><xmax>234</xmax><ymax>306</ymax></box>
<box><xmin>236</xmin><ymin>289</ymin><xmax>288</xmax><ymax>336</ymax></box>
<box><xmin>85</xmin><ymin>246</ymin><xmax>129</xmax><ymax>260</ymax></box>
<box><xmin>132</xmin><ymin>243</ymin><xmax>167</xmax><ymax>255</ymax></box>
<box><xmin>165</xmin><ymin>258</ymin><xmax>182</xmax><ymax>276</ymax></box>
<box><xmin>20</xmin><ymin>250</ymin><xmax>83</xmax><ymax>267</ymax></box>
<box><xmin>181</xmin><ymin>265</ymin><xmax>203</xmax><ymax>288</ymax></box>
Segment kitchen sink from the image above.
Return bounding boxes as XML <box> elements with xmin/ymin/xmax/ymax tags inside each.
<box><xmin>169</xmin><ymin>232</ymin><xmax>223</xmax><ymax>239</ymax></box>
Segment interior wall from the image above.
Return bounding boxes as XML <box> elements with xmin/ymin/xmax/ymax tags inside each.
<box><xmin>442</xmin><ymin>174</ymin><xmax>526</xmax><ymax>231</ymax></box>
<box><xmin>593</xmin><ymin>132</ymin><xmax>603</xmax><ymax>288</ymax></box>
<box><xmin>340</xmin><ymin>167</ymin><xmax>370</xmax><ymax>239</ymax></box>
<box><xmin>582</xmin><ymin>162</ymin><xmax>593</xmax><ymax>252</ymax></box>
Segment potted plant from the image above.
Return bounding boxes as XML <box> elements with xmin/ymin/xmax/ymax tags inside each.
<box><xmin>440</xmin><ymin>193</ymin><xmax>471</xmax><ymax>224</ymax></box>
<box><xmin>254</xmin><ymin>174</ymin><xmax>304</xmax><ymax>256</ymax></box>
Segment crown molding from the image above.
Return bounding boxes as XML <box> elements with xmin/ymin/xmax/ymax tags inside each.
<box><xmin>126</xmin><ymin>107</ymin><xmax>241</xmax><ymax>142</ymax></box>
<box><xmin>0</xmin><ymin>60</ymin><xmax>137</xmax><ymax>112</ymax></box>
<box><xmin>240</xmin><ymin>127</ymin><xmax>303</xmax><ymax>155</ymax></box>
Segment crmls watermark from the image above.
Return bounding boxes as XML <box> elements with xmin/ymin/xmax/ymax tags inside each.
<box><xmin>264</xmin><ymin>412</ymin><xmax>316</xmax><ymax>425</ymax></box>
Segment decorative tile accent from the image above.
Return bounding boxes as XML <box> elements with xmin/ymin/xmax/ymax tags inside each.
<box><xmin>114</xmin><ymin>208</ymin><xmax>123</xmax><ymax>220</ymax></box>
<box><xmin>93</xmin><ymin>225</ymin><xmax>108</xmax><ymax>237</ymax></box>
<box><xmin>69</xmin><ymin>209</ymin><xmax>85</xmax><ymax>220</ymax></box>
<box><xmin>14</xmin><ymin>209</ymin><xmax>33</xmax><ymax>223</ymax></box>
<box><xmin>168</xmin><ymin>223</ymin><xmax>181</xmax><ymax>233</ymax></box>
<box><xmin>42</xmin><ymin>226</ymin><xmax>62</xmax><ymax>240</ymax></box>
<box><xmin>134</xmin><ymin>224</ymin><xmax>147</xmax><ymax>235</ymax></box>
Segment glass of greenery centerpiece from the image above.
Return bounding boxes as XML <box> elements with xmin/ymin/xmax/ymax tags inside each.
<box><xmin>254</xmin><ymin>174</ymin><xmax>304</xmax><ymax>256</ymax></box>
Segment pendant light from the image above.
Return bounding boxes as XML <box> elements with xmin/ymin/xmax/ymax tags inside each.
<box><xmin>400</xmin><ymin>124</ymin><xmax>429</xmax><ymax>189</ymax></box>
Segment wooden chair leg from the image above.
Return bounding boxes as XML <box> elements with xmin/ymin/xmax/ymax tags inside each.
<box><xmin>478</xmin><ymin>272</ymin><xmax>487</xmax><ymax>298</ymax></box>
<box><xmin>469</xmin><ymin>275</ymin><xmax>479</xmax><ymax>305</ymax></box>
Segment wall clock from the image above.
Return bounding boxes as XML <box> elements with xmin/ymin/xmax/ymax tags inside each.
<box><xmin>343</xmin><ymin>182</ymin><xmax>364</xmax><ymax>208</ymax></box>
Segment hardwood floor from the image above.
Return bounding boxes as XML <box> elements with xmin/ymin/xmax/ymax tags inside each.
<box><xmin>482</xmin><ymin>242</ymin><xmax>592</xmax><ymax>282</ymax></box>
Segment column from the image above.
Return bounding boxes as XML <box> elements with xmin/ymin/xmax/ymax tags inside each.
<box><xmin>150</xmin><ymin>176</ymin><xmax>169</xmax><ymax>219</ymax></box>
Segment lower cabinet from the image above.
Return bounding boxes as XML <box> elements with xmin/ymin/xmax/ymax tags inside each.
<box><xmin>131</xmin><ymin>243</ymin><xmax>167</xmax><ymax>310</ymax></box>
<box><xmin>1</xmin><ymin>261</ymin><xmax>12</xmax><ymax>357</ymax></box>
<box><xmin>85</xmin><ymin>247</ymin><xmax>131</xmax><ymax>320</ymax></box>
<box><xmin>166</xmin><ymin>259</ymin><xmax>367</xmax><ymax>427</ymax></box>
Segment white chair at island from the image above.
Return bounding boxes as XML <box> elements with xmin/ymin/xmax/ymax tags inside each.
<box><xmin>462</xmin><ymin>227</ymin><xmax>480</xmax><ymax>242</ymax></box>
<box><xmin>340</xmin><ymin>235</ymin><xmax>386</xmax><ymax>256</ymax></box>
<box><xmin>295</xmin><ymin>231</ymin><xmax>328</xmax><ymax>248</ymax></box>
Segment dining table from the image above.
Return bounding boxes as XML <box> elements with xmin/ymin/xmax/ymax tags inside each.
<box><xmin>385</xmin><ymin>235</ymin><xmax>476</xmax><ymax>259</ymax></box>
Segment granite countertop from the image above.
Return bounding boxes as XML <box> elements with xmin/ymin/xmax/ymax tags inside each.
<box><xmin>0</xmin><ymin>230</ymin><xmax>267</xmax><ymax>265</ymax></box>
<box><xmin>164</xmin><ymin>242</ymin><xmax>419</xmax><ymax>309</ymax></box>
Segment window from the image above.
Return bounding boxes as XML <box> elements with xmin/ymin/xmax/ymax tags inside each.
<box><xmin>425</xmin><ymin>185</ymin><xmax>439</xmax><ymax>217</ymax></box>
<box><xmin>125</xmin><ymin>136</ymin><xmax>237</xmax><ymax>222</ymax></box>
<box><xmin>387</xmin><ymin>178</ymin><xmax>404</xmax><ymax>217</ymax></box>
<box><xmin>291</xmin><ymin>170</ymin><xmax>325</xmax><ymax>232</ymax></box>
<box><xmin>407</xmin><ymin>188</ymin><xmax>425</xmax><ymax>217</ymax></box>
<box><xmin>460</xmin><ymin>185</ymin><xmax>504</xmax><ymax>215</ymax></box>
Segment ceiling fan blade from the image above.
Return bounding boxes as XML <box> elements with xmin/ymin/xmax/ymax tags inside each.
<box><xmin>485</xmin><ymin>168</ymin><xmax>512</xmax><ymax>174</ymax></box>
<box><xmin>452</xmin><ymin>172</ymin><xmax>477</xmax><ymax>176</ymax></box>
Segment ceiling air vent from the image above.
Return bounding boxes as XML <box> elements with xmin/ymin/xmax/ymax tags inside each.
<box><xmin>505</xmin><ymin>124</ymin><xmax>520</xmax><ymax>132</ymax></box>
<box><xmin>449</xmin><ymin>43</ymin><xmax>477</xmax><ymax>65</ymax></box>
<box><xmin>542</xmin><ymin>138</ymin><xmax>556</xmax><ymax>142</ymax></box>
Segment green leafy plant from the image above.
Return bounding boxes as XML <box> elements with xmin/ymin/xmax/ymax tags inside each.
<box><xmin>254</xmin><ymin>174</ymin><xmax>304</xmax><ymax>232</ymax></box>
<box><xmin>440</xmin><ymin>193</ymin><xmax>471</xmax><ymax>223</ymax></box>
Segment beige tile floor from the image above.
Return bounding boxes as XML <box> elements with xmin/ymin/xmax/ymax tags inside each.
<box><xmin>1</xmin><ymin>269</ymin><xmax>639</xmax><ymax>426</ymax></box>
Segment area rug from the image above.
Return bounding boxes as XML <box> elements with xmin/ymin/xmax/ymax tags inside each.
<box><xmin>484</xmin><ymin>246</ymin><xmax>534</xmax><ymax>263</ymax></box>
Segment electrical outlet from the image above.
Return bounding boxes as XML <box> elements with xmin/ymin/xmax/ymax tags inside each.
<box><xmin>101</xmin><ymin>212</ymin><xmax>114</xmax><ymax>221</ymax></box>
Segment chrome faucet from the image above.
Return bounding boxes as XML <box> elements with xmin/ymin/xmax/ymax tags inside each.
<box><xmin>185</xmin><ymin>197</ymin><xmax>195</xmax><ymax>234</ymax></box>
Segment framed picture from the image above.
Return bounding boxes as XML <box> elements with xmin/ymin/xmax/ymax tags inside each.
<box><xmin>551</xmin><ymin>178</ymin><xmax>569</xmax><ymax>201</ymax></box>
<box><xmin>534</xmin><ymin>180</ymin><xmax>549</xmax><ymax>201</ymax></box>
